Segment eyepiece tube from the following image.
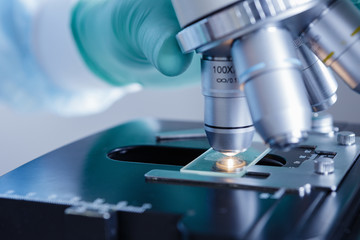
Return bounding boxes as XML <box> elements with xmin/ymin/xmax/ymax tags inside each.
<box><xmin>232</xmin><ymin>26</ymin><xmax>312</xmax><ymax>150</ymax></box>
<box><xmin>303</xmin><ymin>0</ymin><xmax>360</xmax><ymax>93</ymax></box>
<box><xmin>295</xmin><ymin>39</ymin><xmax>338</xmax><ymax>112</ymax></box>
<box><xmin>202</xmin><ymin>56</ymin><xmax>254</xmax><ymax>155</ymax></box>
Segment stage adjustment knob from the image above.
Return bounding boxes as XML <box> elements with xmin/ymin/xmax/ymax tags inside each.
<box><xmin>314</xmin><ymin>157</ymin><xmax>334</xmax><ymax>175</ymax></box>
<box><xmin>337</xmin><ymin>131</ymin><xmax>356</xmax><ymax>146</ymax></box>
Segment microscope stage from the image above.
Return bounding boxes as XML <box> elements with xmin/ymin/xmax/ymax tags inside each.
<box><xmin>1</xmin><ymin>119</ymin><xmax>360</xmax><ymax>239</ymax></box>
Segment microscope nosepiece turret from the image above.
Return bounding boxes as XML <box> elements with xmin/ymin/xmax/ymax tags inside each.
<box><xmin>171</xmin><ymin>0</ymin><xmax>360</xmax><ymax>152</ymax></box>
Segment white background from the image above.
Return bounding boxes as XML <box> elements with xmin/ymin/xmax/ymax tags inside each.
<box><xmin>0</xmin><ymin>78</ymin><xmax>359</xmax><ymax>176</ymax></box>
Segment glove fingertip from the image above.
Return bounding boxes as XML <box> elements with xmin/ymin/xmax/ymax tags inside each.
<box><xmin>154</xmin><ymin>36</ymin><xmax>193</xmax><ymax>76</ymax></box>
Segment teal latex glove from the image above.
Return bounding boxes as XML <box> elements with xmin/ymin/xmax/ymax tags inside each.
<box><xmin>352</xmin><ymin>0</ymin><xmax>360</xmax><ymax>8</ymax></box>
<box><xmin>71</xmin><ymin>0</ymin><xmax>199</xmax><ymax>88</ymax></box>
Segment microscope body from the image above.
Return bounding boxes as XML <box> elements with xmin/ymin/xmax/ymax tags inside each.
<box><xmin>171</xmin><ymin>0</ymin><xmax>360</xmax><ymax>154</ymax></box>
<box><xmin>0</xmin><ymin>1</ymin><xmax>360</xmax><ymax>239</ymax></box>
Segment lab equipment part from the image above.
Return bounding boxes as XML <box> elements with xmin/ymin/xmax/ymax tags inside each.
<box><xmin>181</xmin><ymin>140</ymin><xmax>270</xmax><ymax>177</ymax></box>
<box><xmin>337</xmin><ymin>131</ymin><xmax>356</xmax><ymax>146</ymax></box>
<box><xmin>2</xmin><ymin>119</ymin><xmax>360</xmax><ymax>239</ymax></box>
<box><xmin>311</xmin><ymin>112</ymin><xmax>338</xmax><ymax>136</ymax></box>
<box><xmin>295</xmin><ymin>38</ymin><xmax>338</xmax><ymax>112</ymax></box>
<box><xmin>171</xmin><ymin>0</ymin><xmax>360</xmax><ymax>152</ymax></box>
<box><xmin>202</xmin><ymin>55</ymin><xmax>254</xmax><ymax>155</ymax></box>
<box><xmin>314</xmin><ymin>157</ymin><xmax>335</xmax><ymax>175</ymax></box>
<box><xmin>302</xmin><ymin>0</ymin><xmax>360</xmax><ymax>93</ymax></box>
<box><xmin>232</xmin><ymin>26</ymin><xmax>311</xmax><ymax>150</ymax></box>
<box><xmin>150</xmin><ymin>120</ymin><xmax>358</xmax><ymax>191</ymax></box>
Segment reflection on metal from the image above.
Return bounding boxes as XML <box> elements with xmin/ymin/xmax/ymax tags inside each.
<box><xmin>156</xmin><ymin>128</ymin><xmax>206</xmax><ymax>142</ymax></box>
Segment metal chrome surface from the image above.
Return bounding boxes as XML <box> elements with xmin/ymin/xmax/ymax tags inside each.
<box><xmin>232</xmin><ymin>26</ymin><xmax>312</xmax><ymax>149</ymax></box>
<box><xmin>171</xmin><ymin>0</ymin><xmax>240</xmax><ymax>27</ymax></box>
<box><xmin>295</xmin><ymin>38</ymin><xmax>338</xmax><ymax>112</ymax></box>
<box><xmin>173</xmin><ymin>0</ymin><xmax>360</xmax><ymax>155</ymax></box>
<box><xmin>302</xmin><ymin>0</ymin><xmax>360</xmax><ymax>93</ymax></box>
<box><xmin>176</xmin><ymin>0</ymin><xmax>323</xmax><ymax>53</ymax></box>
<box><xmin>337</xmin><ymin>131</ymin><xmax>356</xmax><ymax>146</ymax></box>
<box><xmin>311</xmin><ymin>112</ymin><xmax>337</xmax><ymax>136</ymax></box>
<box><xmin>314</xmin><ymin>157</ymin><xmax>335</xmax><ymax>175</ymax></box>
<box><xmin>202</xmin><ymin>56</ymin><xmax>254</xmax><ymax>153</ymax></box>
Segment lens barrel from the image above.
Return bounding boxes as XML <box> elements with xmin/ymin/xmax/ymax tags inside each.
<box><xmin>202</xmin><ymin>56</ymin><xmax>254</xmax><ymax>154</ymax></box>
<box><xmin>232</xmin><ymin>26</ymin><xmax>312</xmax><ymax>149</ymax></box>
<box><xmin>303</xmin><ymin>0</ymin><xmax>360</xmax><ymax>93</ymax></box>
<box><xmin>295</xmin><ymin>39</ymin><xmax>338</xmax><ymax>112</ymax></box>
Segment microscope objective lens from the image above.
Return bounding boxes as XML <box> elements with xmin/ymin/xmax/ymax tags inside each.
<box><xmin>222</xmin><ymin>151</ymin><xmax>241</xmax><ymax>157</ymax></box>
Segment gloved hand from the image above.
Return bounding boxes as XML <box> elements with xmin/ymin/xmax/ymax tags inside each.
<box><xmin>71</xmin><ymin>0</ymin><xmax>200</xmax><ymax>88</ymax></box>
<box><xmin>352</xmin><ymin>0</ymin><xmax>360</xmax><ymax>8</ymax></box>
<box><xmin>0</xmin><ymin>0</ymin><xmax>138</xmax><ymax>116</ymax></box>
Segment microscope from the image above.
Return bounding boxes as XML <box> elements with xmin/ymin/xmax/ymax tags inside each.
<box><xmin>172</xmin><ymin>0</ymin><xmax>359</xmax><ymax>153</ymax></box>
<box><xmin>0</xmin><ymin>0</ymin><xmax>360</xmax><ymax>239</ymax></box>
